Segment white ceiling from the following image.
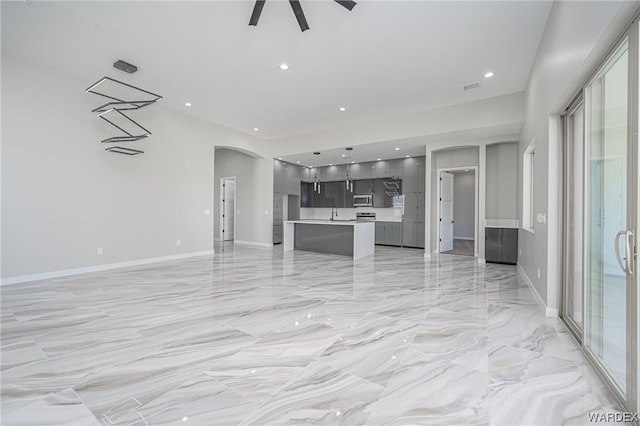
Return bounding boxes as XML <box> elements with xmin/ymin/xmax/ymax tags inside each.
<box><xmin>2</xmin><ymin>0</ymin><xmax>551</xmax><ymax>159</ymax></box>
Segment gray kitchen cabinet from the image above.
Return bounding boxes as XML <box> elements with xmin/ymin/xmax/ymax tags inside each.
<box><xmin>402</xmin><ymin>221</ymin><xmax>416</xmax><ymax>247</ymax></box>
<box><xmin>416</xmin><ymin>222</ymin><xmax>425</xmax><ymax>248</ymax></box>
<box><xmin>370</xmin><ymin>160</ymin><xmax>387</xmax><ymax>178</ymax></box>
<box><xmin>274</xmin><ymin>160</ymin><xmax>283</xmax><ymax>193</ymax></box>
<box><xmin>375</xmin><ymin>222</ymin><xmax>385</xmax><ymax>245</ymax></box>
<box><xmin>354</xmin><ymin>179</ymin><xmax>374</xmax><ymax>195</ymax></box>
<box><xmin>385</xmin><ymin>222</ymin><xmax>402</xmax><ymax>245</ymax></box>
<box><xmin>350</xmin><ymin>163</ymin><xmax>371</xmax><ymax>179</ymax></box>
<box><xmin>416</xmin><ymin>157</ymin><xmax>425</xmax><ymax>193</ymax></box>
<box><xmin>486</xmin><ymin>228</ymin><xmax>517</xmax><ymax>264</ymax></box>
<box><xmin>400</xmin><ymin>156</ymin><xmax>425</xmax><ymax>194</ymax></box>
<box><xmin>403</xmin><ymin>192</ymin><xmax>418</xmax><ymax>221</ymax></box>
<box><xmin>317</xmin><ymin>167</ymin><xmax>328</xmax><ymax>181</ymax></box>
<box><xmin>325</xmin><ymin>165</ymin><xmax>339</xmax><ymax>181</ymax></box>
<box><xmin>300</xmin><ymin>182</ymin><xmax>313</xmax><ymax>207</ymax></box>
<box><xmin>273</xmin><ymin>222</ymin><xmax>283</xmax><ymax>244</ymax></box>
<box><xmin>386</xmin><ymin>159</ymin><xmax>402</xmax><ymax>178</ymax></box>
<box><xmin>375</xmin><ymin>221</ymin><xmax>402</xmax><ymax>246</ymax></box>
<box><xmin>402</xmin><ymin>157</ymin><xmax>418</xmax><ymax>193</ymax></box>
<box><xmin>336</xmin><ymin>164</ymin><xmax>348</xmax><ymax>182</ymax></box>
<box><xmin>402</xmin><ymin>221</ymin><xmax>425</xmax><ymax>248</ymax></box>
<box><xmin>417</xmin><ymin>192</ymin><xmax>425</xmax><ymax>220</ymax></box>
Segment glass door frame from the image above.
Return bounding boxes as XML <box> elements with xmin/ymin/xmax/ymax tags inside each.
<box><xmin>560</xmin><ymin>19</ymin><xmax>638</xmax><ymax>413</ymax></box>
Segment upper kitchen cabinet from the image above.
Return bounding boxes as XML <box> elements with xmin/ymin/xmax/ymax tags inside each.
<box><xmin>319</xmin><ymin>165</ymin><xmax>339</xmax><ymax>181</ymax></box>
<box><xmin>350</xmin><ymin>163</ymin><xmax>371</xmax><ymax>179</ymax></box>
<box><xmin>370</xmin><ymin>160</ymin><xmax>387</xmax><ymax>178</ymax></box>
<box><xmin>401</xmin><ymin>156</ymin><xmax>425</xmax><ymax>193</ymax></box>
<box><xmin>336</xmin><ymin>164</ymin><xmax>348</xmax><ymax>182</ymax></box>
<box><xmin>386</xmin><ymin>159</ymin><xmax>402</xmax><ymax>178</ymax></box>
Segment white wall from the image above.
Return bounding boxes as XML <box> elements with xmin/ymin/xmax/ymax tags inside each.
<box><xmin>1</xmin><ymin>55</ymin><xmax>274</xmax><ymax>281</ymax></box>
<box><xmin>453</xmin><ymin>172</ymin><xmax>475</xmax><ymax>240</ymax></box>
<box><xmin>486</xmin><ymin>142</ymin><xmax>518</xmax><ymax>220</ymax></box>
<box><xmin>517</xmin><ymin>1</ymin><xmax>639</xmax><ymax>310</ymax></box>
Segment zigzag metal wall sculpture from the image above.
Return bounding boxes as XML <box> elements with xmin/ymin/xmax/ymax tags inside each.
<box><xmin>86</xmin><ymin>77</ymin><xmax>162</xmax><ymax>155</ymax></box>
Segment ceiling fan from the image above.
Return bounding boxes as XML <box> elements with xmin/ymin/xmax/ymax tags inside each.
<box><xmin>249</xmin><ymin>0</ymin><xmax>356</xmax><ymax>32</ymax></box>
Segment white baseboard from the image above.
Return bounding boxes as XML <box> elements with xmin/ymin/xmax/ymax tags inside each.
<box><xmin>453</xmin><ymin>237</ymin><xmax>475</xmax><ymax>241</ymax></box>
<box><xmin>477</xmin><ymin>258</ymin><xmax>486</xmax><ymax>264</ymax></box>
<box><xmin>0</xmin><ymin>250</ymin><xmax>215</xmax><ymax>286</ymax></box>
<box><xmin>233</xmin><ymin>240</ymin><xmax>273</xmax><ymax>248</ymax></box>
<box><xmin>546</xmin><ymin>308</ymin><xmax>559</xmax><ymax>318</ymax></box>
<box><xmin>517</xmin><ymin>263</ymin><xmax>548</xmax><ymax>312</ymax></box>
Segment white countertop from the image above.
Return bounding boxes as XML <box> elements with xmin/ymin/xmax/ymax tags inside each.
<box><xmin>285</xmin><ymin>220</ymin><xmax>374</xmax><ymax>226</ymax></box>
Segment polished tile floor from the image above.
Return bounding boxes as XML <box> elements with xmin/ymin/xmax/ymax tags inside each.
<box><xmin>1</xmin><ymin>244</ymin><xmax>622</xmax><ymax>425</ymax></box>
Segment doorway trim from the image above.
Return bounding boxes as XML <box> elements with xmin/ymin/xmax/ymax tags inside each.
<box><xmin>219</xmin><ymin>176</ymin><xmax>237</xmax><ymax>242</ymax></box>
<box><xmin>436</xmin><ymin>166</ymin><xmax>479</xmax><ymax>258</ymax></box>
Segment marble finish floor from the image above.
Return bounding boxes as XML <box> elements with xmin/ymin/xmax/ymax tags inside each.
<box><xmin>1</xmin><ymin>244</ymin><xmax>623</xmax><ymax>425</ymax></box>
<box><xmin>441</xmin><ymin>239</ymin><xmax>474</xmax><ymax>256</ymax></box>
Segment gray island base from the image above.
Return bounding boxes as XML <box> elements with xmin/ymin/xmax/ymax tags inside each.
<box><xmin>284</xmin><ymin>220</ymin><xmax>375</xmax><ymax>259</ymax></box>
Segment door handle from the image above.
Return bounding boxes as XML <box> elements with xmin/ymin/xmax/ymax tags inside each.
<box><xmin>614</xmin><ymin>230</ymin><xmax>628</xmax><ymax>274</ymax></box>
<box><xmin>625</xmin><ymin>230</ymin><xmax>635</xmax><ymax>277</ymax></box>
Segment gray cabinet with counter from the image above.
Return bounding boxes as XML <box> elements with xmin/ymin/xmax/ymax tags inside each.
<box><xmin>485</xmin><ymin>228</ymin><xmax>518</xmax><ymax>264</ymax></box>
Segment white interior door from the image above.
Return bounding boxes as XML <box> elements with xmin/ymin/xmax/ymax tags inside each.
<box><xmin>222</xmin><ymin>178</ymin><xmax>235</xmax><ymax>241</ymax></box>
<box><xmin>440</xmin><ymin>172</ymin><xmax>454</xmax><ymax>252</ymax></box>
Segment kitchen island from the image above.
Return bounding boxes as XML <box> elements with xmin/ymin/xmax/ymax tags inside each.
<box><xmin>284</xmin><ymin>220</ymin><xmax>375</xmax><ymax>259</ymax></box>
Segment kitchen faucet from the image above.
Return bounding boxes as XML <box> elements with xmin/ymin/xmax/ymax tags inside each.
<box><xmin>331</xmin><ymin>207</ymin><xmax>338</xmax><ymax>221</ymax></box>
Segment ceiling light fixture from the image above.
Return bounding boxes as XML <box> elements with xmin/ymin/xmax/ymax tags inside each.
<box><xmin>351</xmin><ymin>161</ymin><xmax>355</xmax><ymax>164</ymax></box>
<box><xmin>339</xmin><ymin>107</ymin><xmax>346</xmax><ymax>112</ymax></box>
<box><xmin>296</xmin><ymin>161</ymin><xmax>301</xmax><ymax>163</ymax></box>
<box><xmin>253</xmin><ymin>127</ymin><xmax>259</xmax><ymax>131</ymax></box>
<box><xmin>278</xmin><ymin>157</ymin><xmax>283</xmax><ymax>160</ymax></box>
<box><xmin>279</xmin><ymin>63</ymin><xmax>289</xmax><ymax>70</ymax></box>
<box><xmin>484</xmin><ymin>72</ymin><xmax>495</xmax><ymax>78</ymax></box>
<box><xmin>329</xmin><ymin>163</ymin><xmax>333</xmax><ymax>166</ymax></box>
<box><xmin>377</xmin><ymin>158</ymin><xmax>381</xmax><ymax>161</ymax></box>
<box><xmin>341</xmin><ymin>154</ymin><xmax>346</xmax><ymax>158</ymax></box>
<box><xmin>184</xmin><ymin>102</ymin><xmax>192</xmax><ymax>107</ymax></box>
<box><xmin>405</xmin><ymin>155</ymin><xmax>410</xmax><ymax>158</ymax></box>
<box><xmin>394</xmin><ymin>147</ymin><xmax>400</xmax><ymax>151</ymax></box>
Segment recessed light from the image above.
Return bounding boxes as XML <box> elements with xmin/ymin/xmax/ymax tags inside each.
<box><xmin>296</xmin><ymin>161</ymin><xmax>301</xmax><ymax>164</ymax></box>
<box><xmin>376</xmin><ymin>158</ymin><xmax>381</xmax><ymax>161</ymax></box>
<box><xmin>339</xmin><ymin>107</ymin><xmax>346</xmax><ymax>112</ymax></box>
<box><xmin>253</xmin><ymin>127</ymin><xmax>259</xmax><ymax>132</ymax></box>
<box><xmin>184</xmin><ymin>102</ymin><xmax>192</xmax><ymax>107</ymax></box>
<box><xmin>341</xmin><ymin>154</ymin><xmax>346</xmax><ymax>158</ymax></box>
<box><xmin>280</xmin><ymin>63</ymin><xmax>289</xmax><ymax>70</ymax></box>
<box><xmin>394</xmin><ymin>147</ymin><xmax>400</xmax><ymax>151</ymax></box>
<box><xmin>278</xmin><ymin>157</ymin><xmax>283</xmax><ymax>160</ymax></box>
<box><xmin>484</xmin><ymin>72</ymin><xmax>494</xmax><ymax>78</ymax></box>
<box><xmin>329</xmin><ymin>163</ymin><xmax>333</xmax><ymax>166</ymax></box>
<box><xmin>405</xmin><ymin>155</ymin><xmax>410</xmax><ymax>158</ymax></box>
<box><xmin>351</xmin><ymin>161</ymin><xmax>355</xmax><ymax>164</ymax></box>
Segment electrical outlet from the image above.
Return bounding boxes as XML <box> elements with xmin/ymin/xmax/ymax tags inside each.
<box><xmin>537</xmin><ymin>268</ymin><xmax>541</xmax><ymax>279</ymax></box>
<box><xmin>97</xmin><ymin>247</ymin><xmax>104</xmax><ymax>255</ymax></box>
<box><xmin>204</xmin><ymin>209</ymin><xmax>210</xmax><ymax>216</ymax></box>
<box><xmin>176</xmin><ymin>240</ymin><xmax>181</xmax><ymax>247</ymax></box>
<box><xmin>265</xmin><ymin>210</ymin><xmax>269</xmax><ymax>215</ymax></box>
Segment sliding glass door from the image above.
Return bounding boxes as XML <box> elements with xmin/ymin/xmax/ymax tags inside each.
<box><xmin>563</xmin><ymin>24</ymin><xmax>638</xmax><ymax>412</ymax></box>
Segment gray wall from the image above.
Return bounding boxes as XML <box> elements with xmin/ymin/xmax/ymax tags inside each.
<box><xmin>453</xmin><ymin>171</ymin><xmax>475</xmax><ymax>240</ymax></box>
<box><xmin>2</xmin><ymin>54</ymin><xmax>274</xmax><ymax>280</ymax></box>
<box><xmin>430</xmin><ymin>147</ymin><xmax>479</xmax><ymax>251</ymax></box>
<box><xmin>486</xmin><ymin>142</ymin><xmax>518</xmax><ymax>220</ymax></box>
<box><xmin>517</xmin><ymin>1</ymin><xmax>638</xmax><ymax>307</ymax></box>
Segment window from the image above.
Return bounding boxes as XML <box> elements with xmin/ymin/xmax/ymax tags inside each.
<box><xmin>522</xmin><ymin>139</ymin><xmax>535</xmax><ymax>232</ymax></box>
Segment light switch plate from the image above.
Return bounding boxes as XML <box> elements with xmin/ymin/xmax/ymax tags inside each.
<box><xmin>204</xmin><ymin>209</ymin><xmax>210</xmax><ymax>216</ymax></box>
<box><xmin>97</xmin><ymin>247</ymin><xmax>104</xmax><ymax>255</ymax></box>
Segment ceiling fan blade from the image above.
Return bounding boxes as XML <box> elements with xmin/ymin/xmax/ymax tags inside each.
<box><xmin>289</xmin><ymin>0</ymin><xmax>309</xmax><ymax>32</ymax></box>
<box><xmin>249</xmin><ymin>0</ymin><xmax>266</xmax><ymax>26</ymax></box>
<box><xmin>334</xmin><ymin>0</ymin><xmax>356</xmax><ymax>11</ymax></box>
